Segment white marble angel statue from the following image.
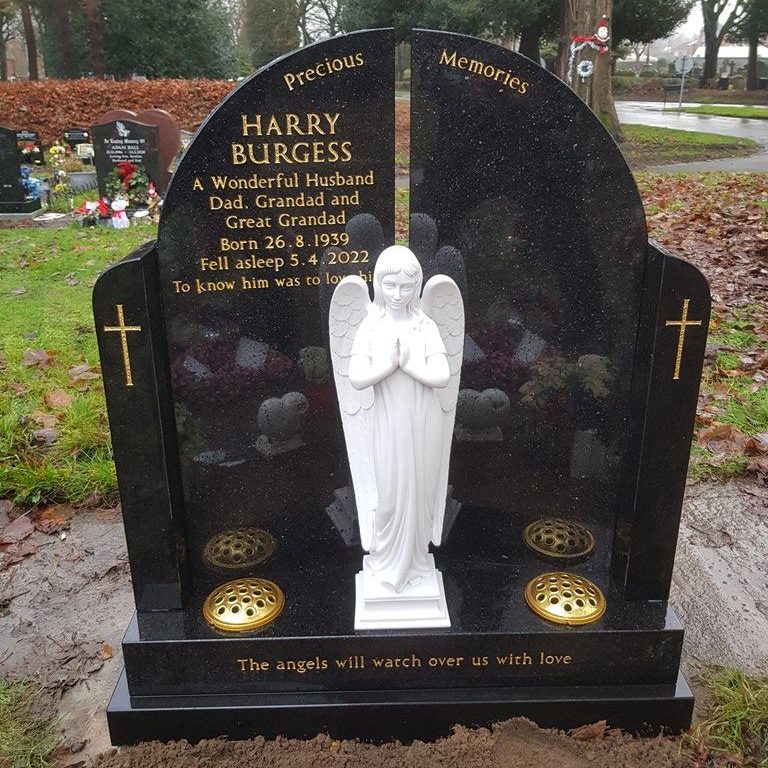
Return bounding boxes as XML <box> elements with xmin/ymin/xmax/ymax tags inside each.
<box><xmin>329</xmin><ymin>245</ymin><xmax>464</xmax><ymax>629</ymax></box>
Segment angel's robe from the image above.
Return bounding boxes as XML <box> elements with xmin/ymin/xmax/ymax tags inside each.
<box><xmin>351</xmin><ymin>312</ymin><xmax>448</xmax><ymax>592</ymax></box>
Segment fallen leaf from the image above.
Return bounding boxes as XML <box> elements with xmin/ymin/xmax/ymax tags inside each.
<box><xmin>0</xmin><ymin>500</ymin><xmax>13</xmax><ymax>528</ymax></box>
<box><xmin>33</xmin><ymin>427</ymin><xmax>59</xmax><ymax>445</ymax></box>
<box><xmin>0</xmin><ymin>514</ymin><xmax>34</xmax><ymax>544</ymax></box>
<box><xmin>99</xmin><ymin>643</ymin><xmax>114</xmax><ymax>660</ymax></box>
<box><xmin>29</xmin><ymin>410</ymin><xmax>58</xmax><ymax>429</ymax></box>
<box><xmin>33</xmin><ymin>505</ymin><xmax>72</xmax><ymax>534</ymax></box>
<box><xmin>22</xmin><ymin>348</ymin><xmax>50</xmax><ymax>368</ymax></box>
<box><xmin>68</xmin><ymin>363</ymin><xmax>100</xmax><ymax>382</ymax></box>
<box><xmin>0</xmin><ymin>539</ymin><xmax>37</xmax><ymax>569</ymax></box>
<box><xmin>699</xmin><ymin>422</ymin><xmax>733</xmax><ymax>443</ymax></box>
<box><xmin>744</xmin><ymin>437</ymin><xmax>768</xmax><ymax>457</ymax></box>
<box><xmin>570</xmin><ymin>720</ymin><xmax>607</xmax><ymax>741</ymax></box>
<box><xmin>43</xmin><ymin>388</ymin><xmax>73</xmax><ymax>409</ymax></box>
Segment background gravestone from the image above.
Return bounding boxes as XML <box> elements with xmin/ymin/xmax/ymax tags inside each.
<box><xmin>97</xmin><ymin>108</ymin><xmax>180</xmax><ymax>192</ymax></box>
<box><xmin>91</xmin><ymin>118</ymin><xmax>160</xmax><ymax>199</ymax></box>
<box><xmin>15</xmin><ymin>128</ymin><xmax>44</xmax><ymax>165</ymax></box>
<box><xmin>0</xmin><ymin>125</ymin><xmax>40</xmax><ymax>213</ymax></box>
<box><xmin>94</xmin><ymin>29</ymin><xmax>709</xmax><ymax>745</ymax></box>
<box><xmin>63</xmin><ymin>127</ymin><xmax>92</xmax><ymax>151</ymax></box>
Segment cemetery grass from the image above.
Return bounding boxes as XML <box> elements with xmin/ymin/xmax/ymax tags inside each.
<box><xmin>621</xmin><ymin>125</ymin><xmax>759</xmax><ymax>168</ymax></box>
<box><xmin>0</xmin><ymin>225</ymin><xmax>152</xmax><ymax>505</ymax></box>
<box><xmin>679</xmin><ymin>105</ymin><xmax>768</xmax><ymax>120</ymax></box>
<box><xmin>0</xmin><ymin>679</ymin><xmax>60</xmax><ymax>768</ymax></box>
<box><xmin>684</xmin><ymin>667</ymin><xmax>768</xmax><ymax>766</ymax></box>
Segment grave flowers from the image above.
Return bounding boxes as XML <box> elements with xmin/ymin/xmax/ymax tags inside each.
<box><xmin>20</xmin><ymin>167</ymin><xmax>44</xmax><ymax>201</ymax></box>
<box><xmin>105</xmin><ymin>160</ymin><xmax>150</xmax><ymax>207</ymax></box>
<box><xmin>20</xmin><ymin>141</ymin><xmax>44</xmax><ymax>165</ymax></box>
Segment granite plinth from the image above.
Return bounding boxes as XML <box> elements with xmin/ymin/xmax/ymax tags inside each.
<box><xmin>107</xmin><ymin>669</ymin><xmax>694</xmax><ymax>744</ymax></box>
<box><xmin>0</xmin><ymin>199</ymin><xmax>42</xmax><ymax>216</ymax></box>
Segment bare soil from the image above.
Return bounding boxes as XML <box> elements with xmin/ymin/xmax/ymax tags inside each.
<box><xmin>91</xmin><ymin>719</ymin><xmax>686</xmax><ymax>768</ymax></box>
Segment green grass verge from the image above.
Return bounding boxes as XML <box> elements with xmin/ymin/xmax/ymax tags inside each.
<box><xmin>0</xmin><ymin>680</ymin><xmax>60</xmax><ymax>768</ymax></box>
<box><xmin>689</xmin><ymin>305</ymin><xmax>768</xmax><ymax>479</ymax></box>
<box><xmin>621</xmin><ymin>124</ymin><xmax>759</xmax><ymax>167</ymax></box>
<box><xmin>685</xmin><ymin>667</ymin><xmax>768</xmax><ymax>766</ymax></box>
<box><xmin>680</xmin><ymin>104</ymin><xmax>768</xmax><ymax>120</ymax></box>
<box><xmin>0</xmin><ymin>224</ymin><xmax>152</xmax><ymax>504</ymax></box>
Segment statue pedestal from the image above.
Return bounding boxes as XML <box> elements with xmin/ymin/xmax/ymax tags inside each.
<box><xmin>354</xmin><ymin>555</ymin><xmax>451</xmax><ymax>630</ymax></box>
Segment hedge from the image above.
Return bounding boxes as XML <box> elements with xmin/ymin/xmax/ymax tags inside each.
<box><xmin>0</xmin><ymin>78</ymin><xmax>236</xmax><ymax>143</ymax></box>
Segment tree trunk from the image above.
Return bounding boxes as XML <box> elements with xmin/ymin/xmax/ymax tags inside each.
<box><xmin>0</xmin><ymin>37</ymin><xmax>6</xmax><ymax>80</ymax></box>
<box><xmin>518</xmin><ymin>20</ymin><xmax>541</xmax><ymax>63</ymax></box>
<box><xmin>82</xmin><ymin>0</ymin><xmax>104</xmax><ymax>76</ymax></box>
<box><xmin>746</xmin><ymin>28</ymin><xmax>758</xmax><ymax>91</ymax></box>
<box><xmin>702</xmin><ymin>28</ymin><xmax>720</xmax><ymax>83</ymax></box>
<box><xmin>55</xmin><ymin>0</ymin><xmax>76</xmax><ymax>78</ymax></box>
<box><xmin>555</xmin><ymin>0</ymin><xmax>574</xmax><ymax>81</ymax></box>
<box><xmin>557</xmin><ymin>0</ymin><xmax>623</xmax><ymax>142</ymax></box>
<box><xmin>18</xmin><ymin>0</ymin><xmax>37</xmax><ymax>80</ymax></box>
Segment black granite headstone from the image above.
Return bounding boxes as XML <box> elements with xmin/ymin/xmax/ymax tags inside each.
<box><xmin>94</xmin><ymin>29</ymin><xmax>710</xmax><ymax>745</ymax></box>
<box><xmin>15</xmin><ymin>128</ymin><xmax>44</xmax><ymax>165</ymax></box>
<box><xmin>63</xmin><ymin>127</ymin><xmax>91</xmax><ymax>151</ymax></box>
<box><xmin>91</xmin><ymin>118</ymin><xmax>160</xmax><ymax>198</ymax></box>
<box><xmin>0</xmin><ymin>125</ymin><xmax>40</xmax><ymax>213</ymax></box>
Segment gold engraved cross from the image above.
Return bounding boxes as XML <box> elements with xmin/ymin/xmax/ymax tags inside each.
<box><xmin>664</xmin><ymin>298</ymin><xmax>702</xmax><ymax>381</ymax></box>
<box><xmin>103</xmin><ymin>304</ymin><xmax>142</xmax><ymax>387</ymax></box>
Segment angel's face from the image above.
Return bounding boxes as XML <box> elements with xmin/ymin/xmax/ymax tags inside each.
<box><xmin>380</xmin><ymin>271</ymin><xmax>417</xmax><ymax>313</ymax></box>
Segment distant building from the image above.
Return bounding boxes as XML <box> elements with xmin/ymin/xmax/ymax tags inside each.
<box><xmin>691</xmin><ymin>43</ymin><xmax>768</xmax><ymax>74</ymax></box>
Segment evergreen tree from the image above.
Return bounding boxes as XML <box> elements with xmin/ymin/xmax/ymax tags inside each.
<box><xmin>612</xmin><ymin>0</ymin><xmax>694</xmax><ymax>44</ymax></box>
<box><xmin>101</xmin><ymin>0</ymin><xmax>236</xmax><ymax>78</ymax></box>
<box><xmin>242</xmin><ymin>0</ymin><xmax>299</xmax><ymax>71</ymax></box>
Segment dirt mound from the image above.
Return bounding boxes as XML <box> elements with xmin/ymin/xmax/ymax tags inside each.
<box><xmin>92</xmin><ymin>719</ymin><xmax>686</xmax><ymax>768</ymax></box>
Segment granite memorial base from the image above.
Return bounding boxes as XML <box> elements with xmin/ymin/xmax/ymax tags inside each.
<box><xmin>108</xmin><ymin>671</ymin><xmax>693</xmax><ymax>745</ymax></box>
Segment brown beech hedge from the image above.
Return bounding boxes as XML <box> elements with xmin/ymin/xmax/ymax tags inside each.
<box><xmin>0</xmin><ymin>79</ymin><xmax>236</xmax><ymax>142</ymax></box>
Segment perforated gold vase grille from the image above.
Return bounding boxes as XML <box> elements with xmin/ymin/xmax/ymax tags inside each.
<box><xmin>523</xmin><ymin>518</ymin><xmax>595</xmax><ymax>563</ymax></box>
<box><xmin>524</xmin><ymin>572</ymin><xmax>606</xmax><ymax>626</ymax></box>
<box><xmin>203</xmin><ymin>528</ymin><xmax>276</xmax><ymax>569</ymax></box>
<box><xmin>203</xmin><ymin>578</ymin><xmax>285</xmax><ymax>632</ymax></box>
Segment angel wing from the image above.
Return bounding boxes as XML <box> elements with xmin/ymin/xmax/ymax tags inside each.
<box><xmin>422</xmin><ymin>275</ymin><xmax>465</xmax><ymax>546</ymax></box>
<box><xmin>328</xmin><ymin>276</ymin><xmax>377</xmax><ymax>550</ymax></box>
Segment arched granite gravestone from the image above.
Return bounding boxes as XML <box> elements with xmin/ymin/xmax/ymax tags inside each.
<box><xmin>94</xmin><ymin>29</ymin><xmax>710</xmax><ymax>744</ymax></box>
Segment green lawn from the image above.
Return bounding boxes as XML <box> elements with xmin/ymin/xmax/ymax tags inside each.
<box><xmin>679</xmin><ymin>104</ymin><xmax>768</xmax><ymax>120</ymax></box>
<box><xmin>0</xmin><ymin>225</ymin><xmax>152</xmax><ymax>504</ymax></box>
<box><xmin>621</xmin><ymin>124</ymin><xmax>759</xmax><ymax>167</ymax></box>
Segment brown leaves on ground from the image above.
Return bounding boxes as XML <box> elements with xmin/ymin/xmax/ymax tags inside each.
<box><xmin>638</xmin><ymin>174</ymin><xmax>768</xmax><ymax>479</ymax></box>
<box><xmin>43</xmin><ymin>388</ymin><xmax>73</xmax><ymax>409</ymax></box>
<box><xmin>0</xmin><ymin>512</ymin><xmax>36</xmax><ymax>568</ymax></box>
<box><xmin>22</xmin><ymin>348</ymin><xmax>51</xmax><ymax>369</ymax></box>
<box><xmin>637</xmin><ymin>173</ymin><xmax>768</xmax><ymax>308</ymax></box>
<box><xmin>699</xmin><ymin>422</ymin><xmax>768</xmax><ymax>471</ymax></box>
<box><xmin>0</xmin><ymin>503</ymin><xmax>75</xmax><ymax>568</ymax></box>
<box><xmin>32</xmin><ymin>505</ymin><xmax>73</xmax><ymax>534</ymax></box>
<box><xmin>569</xmin><ymin>720</ymin><xmax>607</xmax><ymax>741</ymax></box>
